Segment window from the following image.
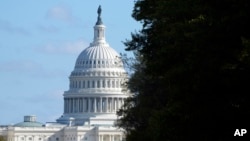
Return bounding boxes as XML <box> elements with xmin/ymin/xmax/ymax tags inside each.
<box><xmin>79</xmin><ymin>81</ymin><xmax>81</xmax><ymax>88</ymax></box>
<box><xmin>83</xmin><ymin>81</ymin><xmax>85</xmax><ymax>88</ymax></box>
<box><xmin>56</xmin><ymin>137</ymin><xmax>59</xmax><ymax>141</ymax></box>
<box><xmin>108</xmin><ymin>81</ymin><xmax>110</xmax><ymax>88</ymax></box>
<box><xmin>29</xmin><ymin>137</ymin><xmax>32</xmax><ymax>140</ymax></box>
<box><xmin>103</xmin><ymin>80</ymin><xmax>105</xmax><ymax>88</ymax></box>
<box><xmin>92</xmin><ymin>81</ymin><xmax>95</xmax><ymax>88</ymax></box>
<box><xmin>88</xmin><ymin>81</ymin><xmax>90</xmax><ymax>88</ymax></box>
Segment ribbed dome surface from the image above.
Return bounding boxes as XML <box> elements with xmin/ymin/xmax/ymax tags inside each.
<box><xmin>78</xmin><ymin>45</ymin><xmax>119</xmax><ymax>60</ymax></box>
<box><xmin>74</xmin><ymin>44</ymin><xmax>122</xmax><ymax>69</ymax></box>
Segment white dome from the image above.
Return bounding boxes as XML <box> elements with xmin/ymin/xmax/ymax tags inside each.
<box><xmin>74</xmin><ymin>44</ymin><xmax>122</xmax><ymax>69</ymax></box>
<box><xmin>57</xmin><ymin>6</ymin><xmax>129</xmax><ymax>126</ymax></box>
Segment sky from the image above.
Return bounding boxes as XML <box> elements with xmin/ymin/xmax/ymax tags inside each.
<box><xmin>0</xmin><ymin>0</ymin><xmax>141</xmax><ymax>125</ymax></box>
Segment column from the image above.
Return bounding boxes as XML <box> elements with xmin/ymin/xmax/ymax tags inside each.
<box><xmin>67</xmin><ymin>98</ymin><xmax>69</xmax><ymax>113</ymax></box>
<box><xmin>100</xmin><ymin>97</ymin><xmax>103</xmax><ymax>112</ymax></box>
<box><xmin>105</xmin><ymin>97</ymin><xmax>108</xmax><ymax>113</ymax></box>
<box><xmin>94</xmin><ymin>98</ymin><xmax>97</xmax><ymax>112</ymax></box>
<box><xmin>100</xmin><ymin>135</ymin><xmax>103</xmax><ymax>141</ymax></box>
<box><xmin>73</xmin><ymin>98</ymin><xmax>75</xmax><ymax>113</ymax></box>
<box><xmin>64</xmin><ymin>99</ymin><xmax>67</xmax><ymax>113</ymax></box>
<box><xmin>69</xmin><ymin>98</ymin><xmax>72</xmax><ymax>113</ymax></box>
<box><xmin>114</xmin><ymin>98</ymin><xmax>117</xmax><ymax>111</ymax></box>
<box><xmin>111</xmin><ymin>97</ymin><xmax>114</xmax><ymax>113</ymax></box>
<box><xmin>79</xmin><ymin>98</ymin><xmax>82</xmax><ymax>112</ymax></box>
<box><xmin>64</xmin><ymin>99</ymin><xmax>66</xmax><ymax>113</ymax></box>
<box><xmin>118</xmin><ymin>79</ymin><xmax>120</xmax><ymax>88</ymax></box>
<box><xmin>105</xmin><ymin>80</ymin><xmax>108</xmax><ymax>88</ymax></box>
<box><xmin>83</xmin><ymin>98</ymin><xmax>86</xmax><ymax>112</ymax></box>
<box><xmin>119</xmin><ymin>135</ymin><xmax>122</xmax><ymax>141</ymax></box>
<box><xmin>76</xmin><ymin>98</ymin><xmax>79</xmax><ymax>113</ymax></box>
<box><xmin>100</xmin><ymin>79</ymin><xmax>103</xmax><ymax>88</ymax></box>
<box><xmin>81</xmin><ymin>98</ymin><xmax>83</xmax><ymax>112</ymax></box>
<box><xmin>117</xmin><ymin>98</ymin><xmax>120</xmax><ymax>110</ymax></box>
<box><xmin>121</xmin><ymin>98</ymin><xmax>124</xmax><ymax>107</ymax></box>
<box><xmin>88</xmin><ymin>98</ymin><xmax>91</xmax><ymax>112</ymax></box>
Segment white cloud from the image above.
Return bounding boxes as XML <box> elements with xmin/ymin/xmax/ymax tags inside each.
<box><xmin>0</xmin><ymin>60</ymin><xmax>67</xmax><ymax>78</ymax></box>
<box><xmin>0</xmin><ymin>19</ymin><xmax>30</xmax><ymax>35</ymax></box>
<box><xmin>37</xmin><ymin>25</ymin><xmax>59</xmax><ymax>33</ymax></box>
<box><xmin>0</xmin><ymin>60</ymin><xmax>42</xmax><ymax>72</ymax></box>
<box><xmin>36</xmin><ymin>39</ymin><xmax>88</xmax><ymax>55</ymax></box>
<box><xmin>46</xmin><ymin>5</ymin><xmax>75</xmax><ymax>23</ymax></box>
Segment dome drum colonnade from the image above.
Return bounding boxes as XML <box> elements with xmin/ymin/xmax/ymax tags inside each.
<box><xmin>63</xmin><ymin>97</ymin><xmax>126</xmax><ymax>114</ymax></box>
<box><xmin>57</xmin><ymin>5</ymin><xmax>129</xmax><ymax>125</ymax></box>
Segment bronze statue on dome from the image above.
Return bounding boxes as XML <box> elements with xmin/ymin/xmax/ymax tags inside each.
<box><xmin>96</xmin><ymin>5</ymin><xmax>103</xmax><ymax>25</ymax></box>
<box><xmin>97</xmin><ymin>5</ymin><xmax>102</xmax><ymax>17</ymax></box>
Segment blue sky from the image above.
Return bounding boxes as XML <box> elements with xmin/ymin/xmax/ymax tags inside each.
<box><xmin>0</xmin><ymin>0</ymin><xmax>140</xmax><ymax>125</ymax></box>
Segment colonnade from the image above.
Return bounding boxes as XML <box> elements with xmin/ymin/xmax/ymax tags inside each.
<box><xmin>98</xmin><ymin>134</ymin><xmax>123</xmax><ymax>141</ymax></box>
<box><xmin>70</xmin><ymin>79</ymin><xmax>123</xmax><ymax>89</ymax></box>
<box><xmin>64</xmin><ymin>97</ymin><xmax>125</xmax><ymax>114</ymax></box>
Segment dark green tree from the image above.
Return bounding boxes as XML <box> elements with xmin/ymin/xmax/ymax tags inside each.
<box><xmin>117</xmin><ymin>0</ymin><xmax>250</xmax><ymax>141</ymax></box>
<box><xmin>0</xmin><ymin>136</ymin><xmax>6</xmax><ymax>141</ymax></box>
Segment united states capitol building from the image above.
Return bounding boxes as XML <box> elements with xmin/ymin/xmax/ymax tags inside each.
<box><xmin>0</xmin><ymin>6</ymin><xmax>130</xmax><ymax>141</ymax></box>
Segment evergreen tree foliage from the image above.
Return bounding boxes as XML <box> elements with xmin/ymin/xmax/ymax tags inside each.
<box><xmin>117</xmin><ymin>0</ymin><xmax>250</xmax><ymax>140</ymax></box>
<box><xmin>0</xmin><ymin>136</ymin><xmax>6</xmax><ymax>141</ymax></box>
